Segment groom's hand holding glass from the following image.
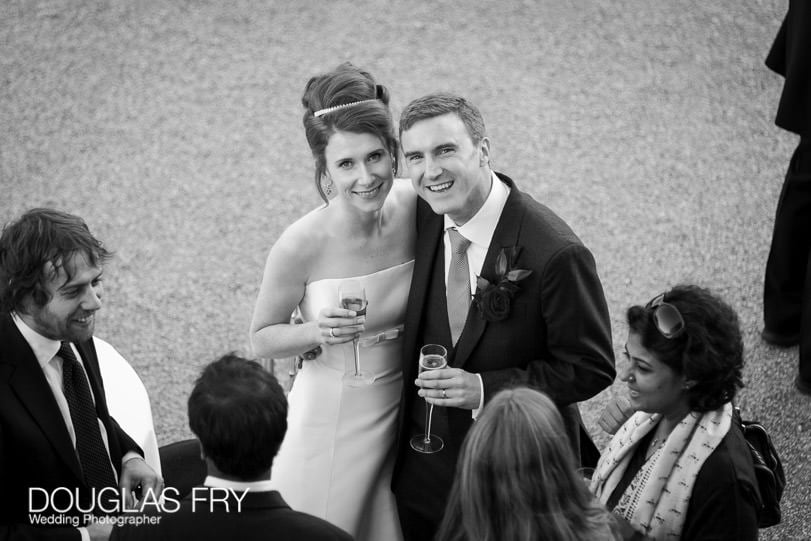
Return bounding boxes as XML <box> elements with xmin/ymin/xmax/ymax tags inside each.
<box><xmin>416</xmin><ymin>367</ymin><xmax>482</xmax><ymax>410</ymax></box>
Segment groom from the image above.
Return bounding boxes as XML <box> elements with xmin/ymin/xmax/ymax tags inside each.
<box><xmin>392</xmin><ymin>93</ymin><xmax>616</xmax><ymax>540</ymax></box>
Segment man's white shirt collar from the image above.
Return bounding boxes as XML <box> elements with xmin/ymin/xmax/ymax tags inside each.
<box><xmin>12</xmin><ymin>312</ymin><xmax>61</xmax><ymax>369</ymax></box>
<box><xmin>204</xmin><ymin>475</ymin><xmax>274</xmax><ymax>493</ymax></box>
<box><xmin>443</xmin><ymin>171</ymin><xmax>509</xmax><ymax>247</ymax></box>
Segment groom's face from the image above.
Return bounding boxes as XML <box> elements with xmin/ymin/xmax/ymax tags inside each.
<box><xmin>401</xmin><ymin>113</ymin><xmax>491</xmax><ymax>226</ymax></box>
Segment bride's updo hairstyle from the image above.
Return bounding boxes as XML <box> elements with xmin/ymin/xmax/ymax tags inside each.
<box><xmin>302</xmin><ymin>62</ymin><xmax>398</xmax><ymax>203</ymax></box>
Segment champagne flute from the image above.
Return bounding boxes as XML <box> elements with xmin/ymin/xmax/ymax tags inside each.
<box><xmin>338</xmin><ymin>279</ymin><xmax>372</xmax><ymax>385</ymax></box>
<box><xmin>410</xmin><ymin>344</ymin><xmax>448</xmax><ymax>453</ymax></box>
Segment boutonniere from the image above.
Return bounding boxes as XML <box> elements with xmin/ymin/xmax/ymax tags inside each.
<box><xmin>472</xmin><ymin>246</ymin><xmax>533</xmax><ymax>322</ymax></box>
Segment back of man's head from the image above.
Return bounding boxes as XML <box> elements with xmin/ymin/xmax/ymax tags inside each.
<box><xmin>0</xmin><ymin>208</ymin><xmax>111</xmax><ymax>313</ymax></box>
<box><xmin>188</xmin><ymin>354</ymin><xmax>287</xmax><ymax>481</ymax></box>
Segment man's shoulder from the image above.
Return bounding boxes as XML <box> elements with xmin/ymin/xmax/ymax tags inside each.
<box><xmin>507</xmin><ymin>185</ymin><xmax>585</xmax><ymax>253</ymax></box>
<box><xmin>158</xmin><ymin>491</ymin><xmax>353</xmax><ymax>541</ymax></box>
<box><xmin>0</xmin><ymin>312</ymin><xmax>33</xmax><ymax>368</ymax></box>
<box><xmin>0</xmin><ymin>311</ymin><xmax>20</xmax><ymax>344</ymax></box>
<box><xmin>270</xmin><ymin>508</ymin><xmax>353</xmax><ymax>540</ymax></box>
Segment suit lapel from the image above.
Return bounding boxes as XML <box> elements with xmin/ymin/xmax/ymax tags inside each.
<box><xmin>454</xmin><ymin>175</ymin><xmax>527</xmax><ymax>368</ymax></box>
<box><xmin>402</xmin><ymin>200</ymin><xmax>444</xmax><ymax>378</ymax></box>
<box><xmin>0</xmin><ymin>314</ymin><xmax>83</xmax><ymax>480</ymax></box>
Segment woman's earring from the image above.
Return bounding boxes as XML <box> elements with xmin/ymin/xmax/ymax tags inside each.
<box><xmin>322</xmin><ymin>177</ymin><xmax>334</xmax><ymax>197</ymax></box>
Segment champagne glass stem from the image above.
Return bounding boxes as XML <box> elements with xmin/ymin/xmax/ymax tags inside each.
<box><xmin>352</xmin><ymin>337</ymin><xmax>361</xmax><ymax>376</ymax></box>
<box><xmin>423</xmin><ymin>402</ymin><xmax>435</xmax><ymax>444</ymax></box>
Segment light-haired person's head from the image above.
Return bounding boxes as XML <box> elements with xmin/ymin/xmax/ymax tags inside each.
<box><xmin>437</xmin><ymin>387</ymin><xmax>620</xmax><ymax>541</ymax></box>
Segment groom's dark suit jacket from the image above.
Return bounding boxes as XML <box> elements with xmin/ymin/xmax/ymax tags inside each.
<box><xmin>392</xmin><ymin>174</ymin><xmax>615</xmax><ymax>524</ymax></box>
<box><xmin>0</xmin><ymin>312</ymin><xmax>141</xmax><ymax>541</ymax></box>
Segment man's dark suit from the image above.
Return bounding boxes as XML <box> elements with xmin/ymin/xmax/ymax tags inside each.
<box><xmin>0</xmin><ymin>312</ymin><xmax>141</xmax><ymax>541</ymax></box>
<box><xmin>111</xmin><ymin>490</ymin><xmax>353</xmax><ymax>541</ymax></box>
<box><xmin>392</xmin><ymin>174</ymin><xmax>615</xmax><ymax>536</ymax></box>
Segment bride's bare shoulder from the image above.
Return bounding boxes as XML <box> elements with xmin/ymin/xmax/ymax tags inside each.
<box><xmin>266</xmin><ymin>205</ymin><xmax>329</xmax><ymax>268</ymax></box>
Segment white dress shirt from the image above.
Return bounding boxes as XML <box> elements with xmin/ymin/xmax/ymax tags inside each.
<box><xmin>204</xmin><ymin>475</ymin><xmax>275</xmax><ymax>492</ymax></box>
<box><xmin>442</xmin><ymin>172</ymin><xmax>511</xmax><ymax>416</ymax></box>
<box><xmin>11</xmin><ymin>313</ymin><xmax>116</xmax><ymax>462</ymax></box>
<box><xmin>11</xmin><ymin>314</ymin><xmax>152</xmax><ymax>541</ymax></box>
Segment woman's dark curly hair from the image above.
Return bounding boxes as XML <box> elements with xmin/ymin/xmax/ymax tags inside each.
<box><xmin>627</xmin><ymin>284</ymin><xmax>744</xmax><ymax>412</ymax></box>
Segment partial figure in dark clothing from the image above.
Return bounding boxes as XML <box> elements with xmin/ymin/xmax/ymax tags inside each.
<box><xmin>762</xmin><ymin>0</ymin><xmax>811</xmax><ymax>396</ymax></box>
<box><xmin>0</xmin><ymin>208</ymin><xmax>161</xmax><ymax>541</ymax></box>
<box><xmin>590</xmin><ymin>285</ymin><xmax>760</xmax><ymax>540</ymax></box>
<box><xmin>112</xmin><ymin>354</ymin><xmax>353</xmax><ymax>541</ymax></box>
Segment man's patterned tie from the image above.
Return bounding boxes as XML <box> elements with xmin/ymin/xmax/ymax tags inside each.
<box><xmin>60</xmin><ymin>342</ymin><xmax>117</xmax><ymax>489</ymax></box>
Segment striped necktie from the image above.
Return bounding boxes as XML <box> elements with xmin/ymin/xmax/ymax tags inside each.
<box><xmin>447</xmin><ymin>228</ymin><xmax>472</xmax><ymax>345</ymax></box>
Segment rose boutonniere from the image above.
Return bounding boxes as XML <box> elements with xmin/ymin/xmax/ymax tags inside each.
<box><xmin>472</xmin><ymin>247</ymin><xmax>532</xmax><ymax>322</ymax></box>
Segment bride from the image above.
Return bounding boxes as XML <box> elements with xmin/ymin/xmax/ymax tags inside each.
<box><xmin>249</xmin><ymin>62</ymin><xmax>414</xmax><ymax>541</ymax></box>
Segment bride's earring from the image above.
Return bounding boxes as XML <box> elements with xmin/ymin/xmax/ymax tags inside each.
<box><xmin>322</xmin><ymin>176</ymin><xmax>335</xmax><ymax>197</ymax></box>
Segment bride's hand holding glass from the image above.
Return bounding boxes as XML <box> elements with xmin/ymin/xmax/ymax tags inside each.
<box><xmin>338</xmin><ymin>279</ymin><xmax>373</xmax><ymax>385</ymax></box>
<box><xmin>316</xmin><ymin>306</ymin><xmax>365</xmax><ymax>345</ymax></box>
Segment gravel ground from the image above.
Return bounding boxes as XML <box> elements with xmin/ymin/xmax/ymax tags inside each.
<box><xmin>2</xmin><ymin>0</ymin><xmax>808</xmax><ymax>537</ymax></box>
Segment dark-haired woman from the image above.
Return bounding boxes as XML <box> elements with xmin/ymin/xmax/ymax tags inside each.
<box><xmin>590</xmin><ymin>285</ymin><xmax>760</xmax><ymax>540</ymax></box>
<box><xmin>250</xmin><ymin>63</ymin><xmax>414</xmax><ymax>540</ymax></box>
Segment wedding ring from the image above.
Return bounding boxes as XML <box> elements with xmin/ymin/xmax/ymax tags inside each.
<box><xmin>442</xmin><ymin>389</ymin><xmax>447</xmax><ymax>399</ymax></box>
<box><xmin>329</xmin><ymin>328</ymin><xmax>335</xmax><ymax>338</ymax></box>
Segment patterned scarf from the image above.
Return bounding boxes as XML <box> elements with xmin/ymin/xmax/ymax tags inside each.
<box><xmin>589</xmin><ymin>403</ymin><xmax>732</xmax><ymax>540</ymax></box>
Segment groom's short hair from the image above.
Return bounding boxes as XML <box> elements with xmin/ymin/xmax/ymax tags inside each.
<box><xmin>188</xmin><ymin>353</ymin><xmax>288</xmax><ymax>480</ymax></box>
<box><xmin>399</xmin><ymin>92</ymin><xmax>487</xmax><ymax>144</ymax></box>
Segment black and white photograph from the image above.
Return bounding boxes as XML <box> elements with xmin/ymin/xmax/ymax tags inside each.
<box><xmin>1</xmin><ymin>0</ymin><xmax>808</xmax><ymax>539</ymax></box>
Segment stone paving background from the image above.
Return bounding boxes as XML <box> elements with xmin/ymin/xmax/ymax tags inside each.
<box><xmin>1</xmin><ymin>0</ymin><xmax>808</xmax><ymax>537</ymax></box>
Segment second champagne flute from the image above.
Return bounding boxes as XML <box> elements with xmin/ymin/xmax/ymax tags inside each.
<box><xmin>338</xmin><ymin>279</ymin><xmax>372</xmax><ymax>385</ymax></box>
<box><xmin>410</xmin><ymin>344</ymin><xmax>448</xmax><ymax>454</ymax></box>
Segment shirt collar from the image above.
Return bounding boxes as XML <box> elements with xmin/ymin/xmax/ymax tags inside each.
<box><xmin>204</xmin><ymin>475</ymin><xmax>275</xmax><ymax>493</ymax></box>
<box><xmin>443</xmin><ymin>171</ymin><xmax>510</xmax><ymax>247</ymax></box>
<box><xmin>11</xmin><ymin>312</ymin><xmax>61</xmax><ymax>369</ymax></box>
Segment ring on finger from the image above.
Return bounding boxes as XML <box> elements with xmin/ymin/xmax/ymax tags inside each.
<box><xmin>442</xmin><ymin>389</ymin><xmax>447</xmax><ymax>399</ymax></box>
<box><xmin>329</xmin><ymin>328</ymin><xmax>335</xmax><ymax>339</ymax></box>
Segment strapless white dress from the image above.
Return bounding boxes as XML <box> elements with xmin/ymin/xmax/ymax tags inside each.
<box><xmin>270</xmin><ymin>260</ymin><xmax>413</xmax><ymax>541</ymax></box>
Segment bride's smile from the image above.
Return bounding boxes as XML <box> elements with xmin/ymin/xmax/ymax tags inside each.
<box><xmin>324</xmin><ymin>130</ymin><xmax>394</xmax><ymax>208</ymax></box>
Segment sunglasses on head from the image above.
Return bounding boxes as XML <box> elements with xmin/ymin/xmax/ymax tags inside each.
<box><xmin>646</xmin><ymin>292</ymin><xmax>686</xmax><ymax>339</ymax></box>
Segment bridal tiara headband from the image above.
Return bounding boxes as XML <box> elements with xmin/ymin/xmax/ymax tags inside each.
<box><xmin>313</xmin><ymin>99</ymin><xmax>379</xmax><ymax>118</ymax></box>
